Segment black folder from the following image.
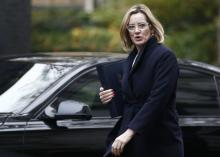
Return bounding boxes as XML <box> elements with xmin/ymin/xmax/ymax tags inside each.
<box><xmin>96</xmin><ymin>59</ymin><xmax>126</xmax><ymax>118</ymax></box>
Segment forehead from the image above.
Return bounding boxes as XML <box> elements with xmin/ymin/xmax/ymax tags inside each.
<box><xmin>129</xmin><ymin>13</ymin><xmax>147</xmax><ymax>24</ymax></box>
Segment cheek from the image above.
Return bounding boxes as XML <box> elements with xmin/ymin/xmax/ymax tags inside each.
<box><xmin>129</xmin><ymin>34</ymin><xmax>135</xmax><ymax>41</ymax></box>
<box><xmin>143</xmin><ymin>30</ymin><xmax>151</xmax><ymax>40</ymax></box>
<box><xmin>143</xmin><ymin>30</ymin><xmax>151</xmax><ymax>37</ymax></box>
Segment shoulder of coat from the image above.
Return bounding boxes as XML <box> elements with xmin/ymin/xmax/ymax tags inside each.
<box><xmin>154</xmin><ymin>44</ymin><xmax>175</xmax><ymax>56</ymax></box>
<box><xmin>150</xmin><ymin>44</ymin><xmax>177</xmax><ymax>64</ymax></box>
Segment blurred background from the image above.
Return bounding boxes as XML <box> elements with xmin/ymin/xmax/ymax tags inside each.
<box><xmin>1</xmin><ymin>0</ymin><xmax>220</xmax><ymax>64</ymax></box>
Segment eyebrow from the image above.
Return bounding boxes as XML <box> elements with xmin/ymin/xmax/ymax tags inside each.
<box><xmin>128</xmin><ymin>22</ymin><xmax>148</xmax><ymax>25</ymax></box>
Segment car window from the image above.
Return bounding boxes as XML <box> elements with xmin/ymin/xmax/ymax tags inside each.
<box><xmin>54</xmin><ymin>69</ymin><xmax>109</xmax><ymax>117</ymax></box>
<box><xmin>0</xmin><ymin>61</ymin><xmax>73</xmax><ymax>113</ymax></box>
<box><xmin>176</xmin><ymin>68</ymin><xmax>220</xmax><ymax>116</ymax></box>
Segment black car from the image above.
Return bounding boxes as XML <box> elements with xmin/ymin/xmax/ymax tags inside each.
<box><xmin>0</xmin><ymin>52</ymin><xmax>220</xmax><ymax>157</ymax></box>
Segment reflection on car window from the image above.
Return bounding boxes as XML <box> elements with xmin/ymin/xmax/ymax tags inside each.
<box><xmin>0</xmin><ymin>61</ymin><xmax>72</xmax><ymax>113</ymax></box>
<box><xmin>176</xmin><ymin>68</ymin><xmax>220</xmax><ymax>116</ymax></box>
<box><xmin>56</xmin><ymin>69</ymin><xmax>109</xmax><ymax>117</ymax></box>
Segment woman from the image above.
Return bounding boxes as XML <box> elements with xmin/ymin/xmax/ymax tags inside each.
<box><xmin>99</xmin><ymin>4</ymin><xmax>184</xmax><ymax>157</ymax></box>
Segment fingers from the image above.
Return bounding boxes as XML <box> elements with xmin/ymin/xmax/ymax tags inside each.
<box><xmin>111</xmin><ymin>139</ymin><xmax>126</xmax><ymax>156</ymax></box>
<box><xmin>100</xmin><ymin>88</ymin><xmax>114</xmax><ymax>95</ymax></box>
<box><xmin>101</xmin><ymin>93</ymin><xmax>114</xmax><ymax>104</ymax></box>
<box><xmin>99</xmin><ymin>87</ymin><xmax>114</xmax><ymax>104</ymax></box>
<box><xmin>111</xmin><ymin>130</ymin><xmax>134</xmax><ymax>156</ymax></box>
<box><xmin>120</xmin><ymin>143</ymin><xmax>126</xmax><ymax>154</ymax></box>
<box><xmin>112</xmin><ymin>140</ymin><xmax>120</xmax><ymax>156</ymax></box>
<box><xmin>111</xmin><ymin>140</ymin><xmax>117</xmax><ymax>156</ymax></box>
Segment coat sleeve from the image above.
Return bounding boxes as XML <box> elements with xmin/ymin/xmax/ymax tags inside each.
<box><xmin>128</xmin><ymin>51</ymin><xmax>179</xmax><ymax>134</ymax></box>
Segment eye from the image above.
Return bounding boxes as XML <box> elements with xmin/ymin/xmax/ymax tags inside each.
<box><xmin>138</xmin><ymin>23</ymin><xmax>147</xmax><ymax>29</ymax></box>
<box><xmin>127</xmin><ymin>25</ymin><xmax>135</xmax><ymax>30</ymax></box>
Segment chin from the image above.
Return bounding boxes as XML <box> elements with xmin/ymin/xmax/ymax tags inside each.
<box><xmin>133</xmin><ymin>38</ymin><xmax>149</xmax><ymax>45</ymax></box>
<box><xmin>134</xmin><ymin>41</ymin><xmax>146</xmax><ymax>46</ymax></box>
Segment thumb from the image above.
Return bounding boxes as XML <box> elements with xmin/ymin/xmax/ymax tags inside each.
<box><xmin>99</xmin><ymin>87</ymin><xmax>104</xmax><ymax>91</ymax></box>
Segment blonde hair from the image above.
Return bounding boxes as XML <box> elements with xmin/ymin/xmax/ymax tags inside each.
<box><xmin>120</xmin><ymin>4</ymin><xmax>164</xmax><ymax>52</ymax></box>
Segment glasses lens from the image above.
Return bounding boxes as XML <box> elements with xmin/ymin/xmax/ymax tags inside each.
<box><xmin>127</xmin><ymin>25</ymin><xmax>135</xmax><ymax>31</ymax></box>
<box><xmin>127</xmin><ymin>23</ymin><xmax>148</xmax><ymax>31</ymax></box>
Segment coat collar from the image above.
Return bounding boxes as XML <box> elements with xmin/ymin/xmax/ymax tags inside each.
<box><xmin>128</xmin><ymin>36</ymin><xmax>157</xmax><ymax>76</ymax></box>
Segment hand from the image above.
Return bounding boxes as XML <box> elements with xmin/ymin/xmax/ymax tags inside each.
<box><xmin>99</xmin><ymin>87</ymin><xmax>114</xmax><ymax>104</ymax></box>
<box><xmin>111</xmin><ymin>129</ymin><xmax>135</xmax><ymax>156</ymax></box>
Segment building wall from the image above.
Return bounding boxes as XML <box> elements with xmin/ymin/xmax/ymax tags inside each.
<box><xmin>31</xmin><ymin>0</ymin><xmax>107</xmax><ymax>12</ymax></box>
<box><xmin>31</xmin><ymin>0</ymin><xmax>83</xmax><ymax>7</ymax></box>
<box><xmin>0</xmin><ymin>0</ymin><xmax>31</xmax><ymax>55</ymax></box>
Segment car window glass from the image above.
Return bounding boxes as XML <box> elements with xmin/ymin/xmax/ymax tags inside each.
<box><xmin>0</xmin><ymin>61</ymin><xmax>72</xmax><ymax>113</ymax></box>
<box><xmin>176</xmin><ymin>68</ymin><xmax>220</xmax><ymax>116</ymax></box>
<box><xmin>52</xmin><ymin>69</ymin><xmax>109</xmax><ymax>117</ymax></box>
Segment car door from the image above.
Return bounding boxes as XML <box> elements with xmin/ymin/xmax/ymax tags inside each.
<box><xmin>176</xmin><ymin>67</ymin><xmax>220</xmax><ymax>157</ymax></box>
<box><xmin>0</xmin><ymin>115</ymin><xmax>26</xmax><ymax>157</ymax></box>
<box><xmin>23</xmin><ymin>67</ymin><xmax>119</xmax><ymax>156</ymax></box>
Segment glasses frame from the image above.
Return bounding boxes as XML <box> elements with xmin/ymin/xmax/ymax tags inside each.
<box><xmin>126</xmin><ymin>22</ymin><xmax>149</xmax><ymax>32</ymax></box>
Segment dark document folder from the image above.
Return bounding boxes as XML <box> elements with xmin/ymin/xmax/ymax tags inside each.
<box><xmin>96</xmin><ymin>59</ymin><xmax>125</xmax><ymax>118</ymax></box>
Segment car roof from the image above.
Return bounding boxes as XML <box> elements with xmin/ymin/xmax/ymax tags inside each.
<box><xmin>1</xmin><ymin>52</ymin><xmax>220</xmax><ymax>74</ymax></box>
<box><xmin>178</xmin><ymin>58</ymin><xmax>220</xmax><ymax>74</ymax></box>
<box><xmin>0</xmin><ymin>52</ymin><xmax>126</xmax><ymax>61</ymax></box>
<box><xmin>0</xmin><ymin>52</ymin><xmax>126</xmax><ymax>67</ymax></box>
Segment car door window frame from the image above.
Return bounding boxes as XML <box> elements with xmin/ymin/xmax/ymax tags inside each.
<box><xmin>213</xmin><ymin>75</ymin><xmax>220</xmax><ymax>109</ymax></box>
<box><xmin>34</xmin><ymin>66</ymin><xmax>110</xmax><ymax>120</ymax></box>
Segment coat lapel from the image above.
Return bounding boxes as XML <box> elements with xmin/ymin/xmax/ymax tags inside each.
<box><xmin>129</xmin><ymin>46</ymin><xmax>145</xmax><ymax>76</ymax></box>
<box><xmin>128</xmin><ymin>36</ymin><xmax>158</xmax><ymax>78</ymax></box>
<box><xmin>122</xmin><ymin>51</ymin><xmax>136</xmax><ymax>93</ymax></box>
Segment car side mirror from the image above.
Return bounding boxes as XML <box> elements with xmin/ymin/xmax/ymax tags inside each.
<box><xmin>54</xmin><ymin>100</ymin><xmax>92</xmax><ymax>120</ymax></box>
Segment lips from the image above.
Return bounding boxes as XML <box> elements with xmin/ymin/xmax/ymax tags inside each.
<box><xmin>134</xmin><ymin>36</ymin><xmax>142</xmax><ymax>41</ymax></box>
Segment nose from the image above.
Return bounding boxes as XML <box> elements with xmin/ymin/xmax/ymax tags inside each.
<box><xmin>134</xmin><ymin>26</ymin><xmax>141</xmax><ymax>33</ymax></box>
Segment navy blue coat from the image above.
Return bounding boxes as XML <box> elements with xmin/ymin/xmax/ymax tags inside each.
<box><xmin>103</xmin><ymin>37</ymin><xmax>184</xmax><ymax>157</ymax></box>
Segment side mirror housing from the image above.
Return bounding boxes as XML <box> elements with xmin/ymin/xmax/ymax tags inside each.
<box><xmin>54</xmin><ymin>100</ymin><xmax>92</xmax><ymax>120</ymax></box>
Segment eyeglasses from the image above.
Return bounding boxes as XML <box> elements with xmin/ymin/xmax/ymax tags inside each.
<box><xmin>126</xmin><ymin>22</ymin><xmax>149</xmax><ymax>32</ymax></box>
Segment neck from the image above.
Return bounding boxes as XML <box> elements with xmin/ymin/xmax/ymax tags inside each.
<box><xmin>135</xmin><ymin>36</ymin><xmax>157</xmax><ymax>52</ymax></box>
<box><xmin>136</xmin><ymin>45</ymin><xmax>144</xmax><ymax>52</ymax></box>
